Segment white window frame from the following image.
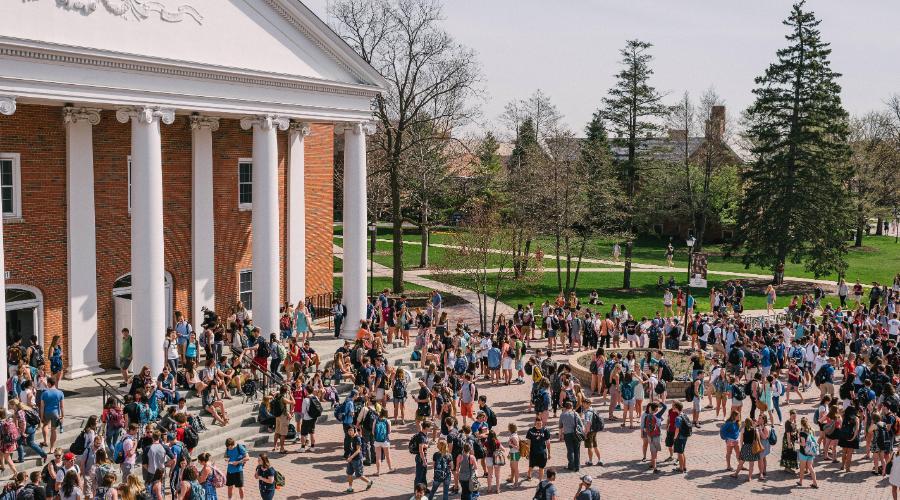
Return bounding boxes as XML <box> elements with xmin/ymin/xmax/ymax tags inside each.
<box><xmin>238</xmin><ymin>158</ymin><xmax>253</xmax><ymax>211</ymax></box>
<box><xmin>0</xmin><ymin>153</ymin><xmax>22</xmax><ymax>220</ymax></box>
<box><xmin>127</xmin><ymin>156</ymin><xmax>132</xmax><ymax>213</ymax></box>
<box><xmin>239</xmin><ymin>269</ymin><xmax>253</xmax><ymax>312</ymax></box>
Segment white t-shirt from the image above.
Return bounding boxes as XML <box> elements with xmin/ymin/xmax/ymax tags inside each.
<box><xmin>888</xmin><ymin>318</ymin><xmax>900</xmax><ymax>337</ymax></box>
<box><xmin>164</xmin><ymin>339</ymin><xmax>178</xmax><ymax>360</ymax></box>
<box><xmin>663</xmin><ymin>292</ymin><xmax>673</xmax><ymax>306</ymax></box>
<box><xmin>804</xmin><ymin>344</ymin><xmax>818</xmax><ymax>363</ymax></box>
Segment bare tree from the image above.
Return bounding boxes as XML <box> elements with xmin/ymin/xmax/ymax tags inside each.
<box><xmin>330</xmin><ymin>0</ymin><xmax>481</xmax><ymax>292</ymax></box>
<box><xmin>500</xmin><ymin>89</ymin><xmax>563</xmax><ymax>143</ymax></box>
<box><xmin>848</xmin><ymin>111</ymin><xmax>900</xmax><ymax>246</ymax></box>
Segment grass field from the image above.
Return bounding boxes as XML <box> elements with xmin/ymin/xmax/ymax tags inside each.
<box><xmin>335</xmin><ymin>225</ymin><xmax>900</xmax><ymax>284</ymax></box>
<box><xmin>331</xmin><ymin>276</ymin><xmax>429</xmax><ymax>294</ymax></box>
<box><xmin>425</xmin><ymin>270</ymin><xmax>854</xmax><ymax>320</ymax></box>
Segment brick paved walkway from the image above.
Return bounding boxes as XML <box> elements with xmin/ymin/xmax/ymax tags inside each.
<box><xmin>222</xmin><ymin>342</ymin><xmax>895</xmax><ymax>500</ymax></box>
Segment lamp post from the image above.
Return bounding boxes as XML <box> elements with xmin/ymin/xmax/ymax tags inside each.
<box><xmin>685</xmin><ymin>235</ymin><xmax>696</xmax><ymax>331</ymax></box>
<box><xmin>368</xmin><ymin>223</ymin><xmax>377</xmax><ymax>302</ymax></box>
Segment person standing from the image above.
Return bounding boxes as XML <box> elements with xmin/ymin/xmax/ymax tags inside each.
<box><xmin>558</xmin><ymin>402</ymin><xmax>581</xmax><ymax>472</ymax></box>
<box><xmin>526</xmin><ymin>417</ymin><xmax>551</xmax><ymax>481</ymax></box>
<box><xmin>455</xmin><ymin>443</ymin><xmax>478</xmax><ymax>500</ymax></box>
<box><xmin>119</xmin><ymin>328</ymin><xmax>132</xmax><ymax>388</ymax></box>
<box><xmin>344</xmin><ymin>426</ymin><xmax>373</xmax><ymax>493</ymax></box>
<box><xmin>429</xmin><ymin>439</ymin><xmax>452</xmax><ymax>500</ymax></box>
<box><xmin>224</xmin><ymin>438</ymin><xmax>248</xmax><ymax>500</ymax></box>
<box><xmin>413</xmin><ymin>421</ymin><xmax>431</xmax><ymax>491</ymax></box>
<box><xmin>39</xmin><ymin>377</ymin><xmax>65</xmax><ymax>452</ymax></box>
<box><xmin>254</xmin><ymin>453</ymin><xmax>276</xmax><ymax>500</ymax></box>
<box><xmin>174</xmin><ymin>311</ymin><xmax>192</xmax><ymax>364</ymax></box>
<box><xmin>671</xmin><ymin>402</ymin><xmax>691</xmax><ymax>474</ymax></box>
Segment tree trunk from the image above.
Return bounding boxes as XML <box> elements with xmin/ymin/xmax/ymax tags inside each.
<box><xmin>420</xmin><ymin>224</ymin><xmax>429</xmax><ymax>268</ymax></box>
<box><xmin>572</xmin><ymin>237</ymin><xmax>587</xmax><ymax>292</ymax></box>
<box><xmin>391</xmin><ymin>160</ymin><xmax>404</xmax><ymax>293</ymax></box>
<box><xmin>876</xmin><ymin>217</ymin><xmax>884</xmax><ymax>236</ymax></box>
<box><xmin>523</xmin><ymin>238</ymin><xmax>533</xmax><ymax>275</ymax></box>
<box><xmin>855</xmin><ymin>202</ymin><xmax>865</xmax><ymax>247</ymax></box>
<box><xmin>419</xmin><ymin>203</ymin><xmax>429</xmax><ymax>268</ymax></box>
<box><xmin>623</xmin><ymin>241</ymin><xmax>633</xmax><ymax>289</ymax></box>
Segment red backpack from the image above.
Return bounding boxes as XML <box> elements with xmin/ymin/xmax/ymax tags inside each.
<box><xmin>0</xmin><ymin>419</ymin><xmax>20</xmax><ymax>445</ymax></box>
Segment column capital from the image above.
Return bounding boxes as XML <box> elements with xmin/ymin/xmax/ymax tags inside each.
<box><xmin>0</xmin><ymin>96</ymin><xmax>15</xmax><ymax>116</ymax></box>
<box><xmin>289</xmin><ymin>121</ymin><xmax>311</xmax><ymax>137</ymax></box>
<box><xmin>116</xmin><ymin>106</ymin><xmax>175</xmax><ymax>125</ymax></box>
<box><xmin>336</xmin><ymin>121</ymin><xmax>377</xmax><ymax>136</ymax></box>
<box><xmin>240</xmin><ymin>115</ymin><xmax>289</xmax><ymax>132</ymax></box>
<box><xmin>189</xmin><ymin>115</ymin><xmax>220</xmax><ymax>132</ymax></box>
<box><xmin>62</xmin><ymin>107</ymin><xmax>102</xmax><ymax>126</ymax></box>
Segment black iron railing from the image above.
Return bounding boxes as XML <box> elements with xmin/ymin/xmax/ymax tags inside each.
<box><xmin>307</xmin><ymin>291</ymin><xmax>340</xmax><ymax>329</ymax></box>
<box><xmin>95</xmin><ymin>377</ymin><xmax>124</xmax><ymax>406</ymax></box>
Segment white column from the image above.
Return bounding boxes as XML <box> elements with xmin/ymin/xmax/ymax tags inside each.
<box><xmin>287</xmin><ymin>122</ymin><xmax>310</xmax><ymax>305</ymax></box>
<box><xmin>117</xmin><ymin>106</ymin><xmax>174</xmax><ymax>376</ymax></box>
<box><xmin>341</xmin><ymin>122</ymin><xmax>374</xmax><ymax>338</ymax></box>
<box><xmin>0</xmin><ymin>96</ymin><xmax>15</xmax><ymax>407</ymax></box>
<box><xmin>63</xmin><ymin>107</ymin><xmax>104</xmax><ymax>379</ymax></box>
<box><xmin>190</xmin><ymin>116</ymin><xmax>219</xmax><ymax>330</ymax></box>
<box><xmin>240</xmin><ymin>115</ymin><xmax>288</xmax><ymax>336</ymax></box>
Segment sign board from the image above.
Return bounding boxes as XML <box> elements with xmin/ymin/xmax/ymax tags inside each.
<box><xmin>3</xmin><ymin>271</ymin><xmax>8</xmax><ymax>280</ymax></box>
<box><xmin>689</xmin><ymin>252</ymin><xmax>708</xmax><ymax>288</ymax></box>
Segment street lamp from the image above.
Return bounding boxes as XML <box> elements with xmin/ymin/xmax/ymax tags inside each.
<box><xmin>685</xmin><ymin>235</ymin><xmax>696</xmax><ymax>330</ymax></box>
<box><xmin>368</xmin><ymin>223</ymin><xmax>378</xmax><ymax>302</ymax></box>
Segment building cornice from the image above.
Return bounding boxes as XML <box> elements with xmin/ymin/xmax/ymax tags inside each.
<box><xmin>0</xmin><ymin>37</ymin><xmax>381</xmax><ymax>99</ymax></box>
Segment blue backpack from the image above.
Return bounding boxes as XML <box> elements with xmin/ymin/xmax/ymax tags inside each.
<box><xmin>113</xmin><ymin>436</ymin><xmax>131</xmax><ymax>464</ymax></box>
<box><xmin>374</xmin><ymin>418</ymin><xmax>388</xmax><ymax>443</ymax></box>
<box><xmin>334</xmin><ymin>400</ymin><xmax>352</xmax><ymax>424</ymax></box>
<box><xmin>454</xmin><ymin>357</ymin><xmax>468</xmax><ymax>375</ymax></box>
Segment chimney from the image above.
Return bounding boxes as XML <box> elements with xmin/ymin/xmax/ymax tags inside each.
<box><xmin>667</xmin><ymin>129</ymin><xmax>687</xmax><ymax>141</ymax></box>
<box><xmin>705</xmin><ymin>105</ymin><xmax>725</xmax><ymax>141</ymax></box>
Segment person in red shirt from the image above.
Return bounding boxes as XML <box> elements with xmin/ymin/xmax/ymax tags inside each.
<box><xmin>665</xmin><ymin>406</ymin><xmax>679</xmax><ymax>461</ymax></box>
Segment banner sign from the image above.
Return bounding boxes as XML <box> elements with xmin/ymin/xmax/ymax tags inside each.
<box><xmin>689</xmin><ymin>252</ymin><xmax>708</xmax><ymax>288</ymax></box>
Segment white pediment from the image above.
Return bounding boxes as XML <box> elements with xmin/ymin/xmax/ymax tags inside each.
<box><xmin>1</xmin><ymin>0</ymin><xmax>385</xmax><ymax>89</ymax></box>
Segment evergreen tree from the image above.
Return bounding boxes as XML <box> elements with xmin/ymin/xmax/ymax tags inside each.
<box><xmin>602</xmin><ymin>40</ymin><xmax>668</xmax><ymax>289</ymax></box>
<box><xmin>737</xmin><ymin>1</ymin><xmax>851</xmax><ymax>283</ymax></box>
<box><xmin>509</xmin><ymin>117</ymin><xmax>539</xmax><ymax>170</ymax></box>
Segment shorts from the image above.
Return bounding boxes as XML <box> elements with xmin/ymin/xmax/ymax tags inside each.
<box><xmin>119</xmin><ymin>357</ymin><xmax>132</xmax><ymax>370</ymax></box>
<box><xmin>42</xmin><ymin>410</ymin><xmax>61</xmax><ymax>429</ymax></box>
<box><xmin>373</xmin><ymin>441</ymin><xmax>390</xmax><ymax>449</ymax></box>
<box><xmin>460</xmin><ymin>402</ymin><xmax>474</xmax><ymax>418</ymax></box>
<box><xmin>648</xmin><ymin>436</ymin><xmax>661</xmax><ymax>452</ymax></box>
<box><xmin>502</xmin><ymin>358</ymin><xmax>514</xmax><ymax>370</ymax></box>
<box><xmin>346</xmin><ymin>459</ymin><xmax>364</xmax><ymax>478</ymax></box>
<box><xmin>529</xmin><ymin>452</ymin><xmax>548</xmax><ymax>469</ymax></box>
<box><xmin>485</xmin><ymin>457</ymin><xmax>494</xmax><ymax>467</ymax></box>
<box><xmin>376</xmin><ymin>388</ymin><xmax>385</xmax><ymax>400</ymax></box>
<box><xmin>673</xmin><ymin>438</ymin><xmax>687</xmax><ymax>454</ymax></box>
<box><xmin>300</xmin><ymin>419</ymin><xmax>316</xmax><ymax>436</ymax></box>
<box><xmin>665</xmin><ymin>432</ymin><xmax>675</xmax><ymax>448</ymax></box>
<box><xmin>624</xmin><ymin>399</ymin><xmax>635</xmax><ymax>409</ymax></box>
<box><xmin>584</xmin><ymin>432</ymin><xmax>597</xmax><ymax>448</ymax></box>
<box><xmin>692</xmin><ymin>399</ymin><xmax>701</xmax><ymax>413</ymax></box>
<box><xmin>226</xmin><ymin>471</ymin><xmax>244</xmax><ymax>487</ymax></box>
<box><xmin>547</xmin><ymin>330</ymin><xmax>557</xmax><ymax>338</ymax></box>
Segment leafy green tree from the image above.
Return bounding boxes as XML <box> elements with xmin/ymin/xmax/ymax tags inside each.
<box><xmin>602</xmin><ymin>40</ymin><xmax>668</xmax><ymax>288</ymax></box>
<box><xmin>737</xmin><ymin>1</ymin><xmax>851</xmax><ymax>283</ymax></box>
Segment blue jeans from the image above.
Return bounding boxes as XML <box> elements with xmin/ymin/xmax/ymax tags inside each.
<box><xmin>17</xmin><ymin>426</ymin><xmax>46</xmax><ymax>462</ymax></box>
<box><xmin>429</xmin><ymin>477</ymin><xmax>450</xmax><ymax>500</ymax></box>
<box><xmin>564</xmin><ymin>433</ymin><xmax>580</xmax><ymax>470</ymax></box>
<box><xmin>772</xmin><ymin>395</ymin><xmax>783</xmax><ymax>422</ymax></box>
<box><xmin>105</xmin><ymin>426</ymin><xmax>122</xmax><ymax>451</ymax></box>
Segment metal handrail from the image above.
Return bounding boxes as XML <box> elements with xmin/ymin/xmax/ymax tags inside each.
<box><xmin>95</xmin><ymin>377</ymin><xmax>124</xmax><ymax>406</ymax></box>
<box><xmin>230</xmin><ymin>345</ymin><xmax>285</xmax><ymax>392</ymax></box>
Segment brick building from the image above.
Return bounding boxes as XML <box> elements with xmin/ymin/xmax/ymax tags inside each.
<box><xmin>0</xmin><ymin>0</ymin><xmax>384</xmax><ymax>394</ymax></box>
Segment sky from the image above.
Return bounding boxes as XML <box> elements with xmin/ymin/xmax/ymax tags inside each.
<box><xmin>304</xmin><ymin>0</ymin><xmax>900</xmax><ymax>138</ymax></box>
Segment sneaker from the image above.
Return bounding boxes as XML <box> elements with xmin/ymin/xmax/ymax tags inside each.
<box><xmin>597</xmin><ymin>461</ymin><xmax>604</xmax><ymax>467</ymax></box>
<box><xmin>119</xmin><ymin>382</ymin><xmax>128</xmax><ymax>388</ymax></box>
<box><xmin>585</xmin><ymin>461</ymin><xmax>593</xmax><ymax>466</ymax></box>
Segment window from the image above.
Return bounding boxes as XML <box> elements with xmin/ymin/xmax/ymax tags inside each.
<box><xmin>239</xmin><ymin>269</ymin><xmax>252</xmax><ymax>311</ymax></box>
<box><xmin>238</xmin><ymin>159</ymin><xmax>252</xmax><ymax>210</ymax></box>
<box><xmin>127</xmin><ymin>156</ymin><xmax>132</xmax><ymax>212</ymax></box>
<box><xmin>0</xmin><ymin>153</ymin><xmax>22</xmax><ymax>219</ymax></box>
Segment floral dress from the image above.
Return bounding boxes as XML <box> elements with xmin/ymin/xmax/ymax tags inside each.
<box><xmin>780</xmin><ymin>420</ymin><xmax>798</xmax><ymax>469</ymax></box>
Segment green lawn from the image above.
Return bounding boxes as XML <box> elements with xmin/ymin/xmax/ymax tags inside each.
<box><xmin>332</xmin><ymin>276</ymin><xmax>429</xmax><ymax>294</ymax></box>
<box><xmin>335</xmin><ymin>225</ymin><xmax>899</xmax><ymax>284</ymax></box>
<box><xmin>426</xmin><ymin>270</ymin><xmax>849</xmax><ymax>320</ymax></box>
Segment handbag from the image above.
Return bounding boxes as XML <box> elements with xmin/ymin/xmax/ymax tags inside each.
<box><xmin>751</xmin><ymin>436</ymin><xmax>764</xmax><ymax>455</ymax></box>
<box><xmin>469</xmin><ymin>465</ymin><xmax>481</xmax><ymax>491</ymax></box>
<box><xmin>493</xmin><ymin>449</ymin><xmax>507</xmax><ymax>466</ymax></box>
<box><xmin>756</xmin><ymin>400</ymin><xmax>768</xmax><ymax>411</ymax></box>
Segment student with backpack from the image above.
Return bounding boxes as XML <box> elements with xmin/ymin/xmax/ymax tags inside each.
<box><xmin>671</xmin><ymin>402</ymin><xmax>691</xmax><ymax>474</ymax></box>
<box><xmin>344</xmin><ymin>426</ymin><xmax>374</xmax><ymax>494</ymax></box>
<box><xmin>796</xmin><ymin>417</ymin><xmax>819</xmax><ymax>488</ymax></box>
<box><xmin>430</xmin><ymin>439</ymin><xmax>452</xmax><ymax>500</ymax></box>
<box><xmin>299</xmin><ymin>390</ymin><xmax>322</xmax><ymax>453</ymax></box>
<box><xmin>455</xmin><ymin>443</ymin><xmax>479</xmax><ymax>500</ymax></box>
<box><xmin>532</xmin><ymin>467</ymin><xmax>558</xmax><ymax>500</ymax></box>
<box><xmin>224</xmin><ymin>437</ymin><xmax>249</xmax><ymax>500</ymax></box>
<box><xmin>372</xmin><ymin>409</ymin><xmax>392</xmax><ymax>475</ymax></box>
<box><xmin>582</xmin><ymin>406</ymin><xmax>603</xmax><ymax>467</ymax></box>
<box><xmin>0</xmin><ymin>409</ymin><xmax>19</xmax><ymax>476</ymax></box>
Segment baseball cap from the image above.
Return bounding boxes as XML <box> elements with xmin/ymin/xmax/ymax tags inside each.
<box><xmin>63</xmin><ymin>452</ymin><xmax>75</xmax><ymax>461</ymax></box>
<box><xmin>580</xmin><ymin>475</ymin><xmax>592</xmax><ymax>485</ymax></box>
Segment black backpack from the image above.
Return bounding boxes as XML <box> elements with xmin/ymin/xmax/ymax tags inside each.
<box><xmin>408</xmin><ymin>432</ymin><xmax>424</xmax><ymax>455</ymax></box>
<box><xmin>728</xmin><ymin>348</ymin><xmax>741</xmax><ymax>366</ymax></box>
<box><xmin>22</xmin><ymin>409</ymin><xmax>40</xmax><ymax>427</ymax></box>
<box><xmin>533</xmin><ymin>479</ymin><xmax>551</xmax><ymax>500</ymax></box>
<box><xmin>271</xmin><ymin>398</ymin><xmax>285</xmax><ymax>417</ymax></box>
<box><xmin>307</xmin><ymin>396</ymin><xmax>323</xmax><ymax>419</ymax></box>
<box><xmin>680</xmin><ymin>417</ymin><xmax>693</xmax><ymax>437</ymax></box>
<box><xmin>69</xmin><ymin>430</ymin><xmax>87</xmax><ymax>455</ymax></box>
<box><xmin>731</xmin><ymin>383</ymin><xmax>745</xmax><ymax>401</ymax></box>
<box><xmin>814</xmin><ymin>366</ymin><xmax>828</xmax><ymax>386</ymax></box>
<box><xmin>256</xmin><ymin>341</ymin><xmax>270</xmax><ymax>359</ymax></box>
<box><xmin>182</xmin><ymin>427</ymin><xmax>199</xmax><ymax>449</ymax></box>
<box><xmin>654</xmin><ymin>380</ymin><xmax>667</xmax><ymax>395</ymax></box>
<box><xmin>29</xmin><ymin>345</ymin><xmax>45</xmax><ymax>368</ymax></box>
<box><xmin>660</xmin><ymin>361</ymin><xmax>674</xmax><ymax>382</ymax></box>
<box><xmin>485</xmin><ymin>407</ymin><xmax>498</xmax><ymax>428</ymax></box>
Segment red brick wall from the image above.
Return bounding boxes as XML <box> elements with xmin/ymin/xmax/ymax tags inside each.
<box><xmin>0</xmin><ymin>104</ymin><xmax>67</xmax><ymax>366</ymax></box>
<box><xmin>305</xmin><ymin>124</ymin><xmax>334</xmax><ymax>297</ymax></box>
<box><xmin>2</xmin><ymin>105</ymin><xmax>334</xmax><ymax>370</ymax></box>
